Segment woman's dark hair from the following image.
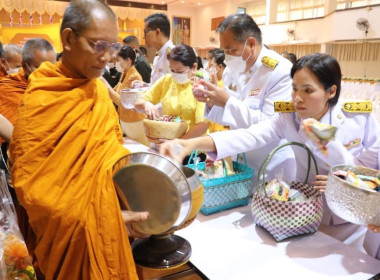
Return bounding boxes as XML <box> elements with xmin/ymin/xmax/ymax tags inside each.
<box><xmin>290</xmin><ymin>53</ymin><xmax>341</xmax><ymax>107</ymax></box>
<box><xmin>212</xmin><ymin>49</ymin><xmax>226</xmax><ymax>68</ymax></box>
<box><xmin>167</xmin><ymin>44</ymin><xmax>196</xmax><ymax>68</ymax></box>
<box><xmin>117</xmin><ymin>45</ymin><xmax>137</xmax><ymax>64</ymax></box>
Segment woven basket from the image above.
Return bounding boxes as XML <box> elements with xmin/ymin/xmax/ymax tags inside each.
<box><xmin>187</xmin><ymin>152</ymin><xmax>254</xmax><ymax>215</ymax></box>
<box><xmin>251</xmin><ymin>142</ymin><xmax>323</xmax><ymax>241</ymax></box>
<box><xmin>143</xmin><ymin>119</ymin><xmax>188</xmax><ymax>140</ymax></box>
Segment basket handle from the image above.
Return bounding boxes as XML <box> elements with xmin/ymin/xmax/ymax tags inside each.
<box><xmin>257</xmin><ymin>142</ymin><xmax>319</xmax><ymax>194</ymax></box>
<box><xmin>187</xmin><ymin>150</ymin><xmax>199</xmax><ymax>165</ymax></box>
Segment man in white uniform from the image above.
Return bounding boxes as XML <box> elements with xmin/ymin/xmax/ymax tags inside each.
<box><xmin>195</xmin><ymin>13</ymin><xmax>295</xmax><ymax>183</ymax></box>
<box><xmin>143</xmin><ymin>13</ymin><xmax>175</xmax><ymax>84</ymax></box>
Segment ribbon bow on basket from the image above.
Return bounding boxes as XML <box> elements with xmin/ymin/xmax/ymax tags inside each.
<box><xmin>251</xmin><ymin>142</ymin><xmax>324</xmax><ymax>242</ymax></box>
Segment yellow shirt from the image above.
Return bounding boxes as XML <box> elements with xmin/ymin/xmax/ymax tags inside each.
<box><xmin>143</xmin><ymin>74</ymin><xmax>205</xmax><ymax>128</ymax></box>
<box><xmin>114</xmin><ymin>65</ymin><xmax>142</xmax><ymax>93</ymax></box>
<box><xmin>207</xmin><ymin>78</ymin><xmax>229</xmax><ymax>133</ymax></box>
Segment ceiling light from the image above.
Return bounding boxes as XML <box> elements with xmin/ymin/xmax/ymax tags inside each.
<box><xmin>198</xmin><ymin>2</ymin><xmax>201</xmax><ymax>5</ymax></box>
<box><xmin>181</xmin><ymin>0</ymin><xmax>184</xmax><ymax>3</ymax></box>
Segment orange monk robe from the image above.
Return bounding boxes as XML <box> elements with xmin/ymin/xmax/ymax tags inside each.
<box><xmin>0</xmin><ymin>67</ymin><xmax>27</xmax><ymax>125</ymax></box>
<box><xmin>0</xmin><ymin>68</ymin><xmax>6</xmax><ymax>80</ymax></box>
<box><xmin>10</xmin><ymin>61</ymin><xmax>138</xmax><ymax>280</ymax></box>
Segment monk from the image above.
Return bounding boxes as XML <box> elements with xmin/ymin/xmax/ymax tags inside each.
<box><xmin>0</xmin><ymin>38</ymin><xmax>56</xmax><ymax>129</ymax></box>
<box><xmin>10</xmin><ymin>0</ymin><xmax>148</xmax><ymax>279</ymax></box>
<box><xmin>0</xmin><ymin>44</ymin><xmax>22</xmax><ymax>79</ymax></box>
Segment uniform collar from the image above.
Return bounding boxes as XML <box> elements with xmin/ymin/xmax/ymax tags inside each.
<box><xmin>246</xmin><ymin>46</ymin><xmax>266</xmax><ymax>75</ymax></box>
<box><xmin>157</xmin><ymin>40</ymin><xmax>174</xmax><ymax>58</ymax></box>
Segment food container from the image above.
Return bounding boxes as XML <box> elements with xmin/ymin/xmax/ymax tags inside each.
<box><xmin>143</xmin><ymin>119</ymin><xmax>188</xmax><ymax>140</ymax></box>
<box><xmin>120</xmin><ymin>87</ymin><xmax>149</xmax><ymax>109</ymax></box>
<box><xmin>113</xmin><ymin>152</ymin><xmax>203</xmax><ymax>235</ymax></box>
<box><xmin>326</xmin><ymin>164</ymin><xmax>380</xmax><ymax>226</ymax></box>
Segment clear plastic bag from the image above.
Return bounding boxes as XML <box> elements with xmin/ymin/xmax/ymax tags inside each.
<box><xmin>0</xmin><ymin>170</ymin><xmax>36</xmax><ymax>280</ymax></box>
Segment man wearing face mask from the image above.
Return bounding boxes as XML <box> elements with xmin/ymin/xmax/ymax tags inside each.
<box><xmin>194</xmin><ymin>13</ymin><xmax>295</xmax><ymax>183</ymax></box>
<box><xmin>0</xmin><ymin>44</ymin><xmax>22</xmax><ymax>79</ymax></box>
<box><xmin>0</xmin><ymin>38</ymin><xmax>56</xmax><ymax>134</ymax></box>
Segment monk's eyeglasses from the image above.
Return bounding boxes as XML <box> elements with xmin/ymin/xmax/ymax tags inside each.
<box><xmin>71</xmin><ymin>28</ymin><xmax>121</xmax><ymax>55</ymax></box>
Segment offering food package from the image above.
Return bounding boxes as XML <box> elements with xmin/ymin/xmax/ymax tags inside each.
<box><xmin>193</xmin><ymin>69</ymin><xmax>210</xmax><ymax>97</ymax></box>
<box><xmin>302</xmin><ymin>118</ymin><xmax>337</xmax><ymax>156</ymax></box>
<box><xmin>332</xmin><ymin>170</ymin><xmax>380</xmax><ymax>191</ymax></box>
<box><xmin>203</xmin><ymin>157</ymin><xmax>235</xmax><ymax>178</ymax></box>
<box><xmin>0</xmin><ymin>171</ymin><xmax>36</xmax><ymax>280</ymax></box>
<box><xmin>265</xmin><ymin>179</ymin><xmax>290</xmax><ymax>202</ymax></box>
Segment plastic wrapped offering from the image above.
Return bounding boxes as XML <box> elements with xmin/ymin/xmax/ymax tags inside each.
<box><xmin>193</xmin><ymin>69</ymin><xmax>210</xmax><ymax>97</ymax></box>
<box><xmin>302</xmin><ymin>118</ymin><xmax>337</xmax><ymax>156</ymax></box>
<box><xmin>265</xmin><ymin>179</ymin><xmax>291</xmax><ymax>202</ymax></box>
<box><xmin>0</xmin><ymin>170</ymin><xmax>36</xmax><ymax>280</ymax></box>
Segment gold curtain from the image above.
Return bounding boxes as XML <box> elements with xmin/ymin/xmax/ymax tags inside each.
<box><xmin>331</xmin><ymin>42</ymin><xmax>380</xmax><ymax>61</ymax></box>
<box><xmin>269</xmin><ymin>44</ymin><xmax>321</xmax><ymax>59</ymax></box>
<box><xmin>0</xmin><ymin>0</ymin><xmax>164</xmax><ymax>20</ymax></box>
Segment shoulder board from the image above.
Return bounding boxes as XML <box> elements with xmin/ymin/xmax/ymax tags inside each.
<box><xmin>166</xmin><ymin>47</ymin><xmax>172</xmax><ymax>54</ymax></box>
<box><xmin>342</xmin><ymin>101</ymin><xmax>372</xmax><ymax>113</ymax></box>
<box><xmin>274</xmin><ymin>101</ymin><xmax>295</xmax><ymax>113</ymax></box>
<box><xmin>261</xmin><ymin>56</ymin><xmax>279</xmax><ymax>70</ymax></box>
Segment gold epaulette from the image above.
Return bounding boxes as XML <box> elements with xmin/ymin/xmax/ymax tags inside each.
<box><xmin>274</xmin><ymin>101</ymin><xmax>295</xmax><ymax>112</ymax></box>
<box><xmin>342</xmin><ymin>101</ymin><xmax>372</xmax><ymax>113</ymax></box>
<box><xmin>262</xmin><ymin>56</ymin><xmax>279</xmax><ymax>70</ymax></box>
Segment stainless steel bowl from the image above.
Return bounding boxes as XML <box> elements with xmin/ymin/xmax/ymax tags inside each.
<box><xmin>326</xmin><ymin>164</ymin><xmax>380</xmax><ymax>226</ymax></box>
<box><xmin>113</xmin><ymin>152</ymin><xmax>192</xmax><ymax>235</ymax></box>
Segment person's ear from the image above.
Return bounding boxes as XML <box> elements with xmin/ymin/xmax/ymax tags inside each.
<box><xmin>0</xmin><ymin>58</ymin><xmax>9</xmax><ymax>71</ymax></box>
<box><xmin>328</xmin><ymin>85</ymin><xmax>337</xmax><ymax>100</ymax></box>
<box><xmin>247</xmin><ymin>37</ymin><xmax>257</xmax><ymax>50</ymax></box>
<box><xmin>192</xmin><ymin>62</ymin><xmax>197</xmax><ymax>71</ymax></box>
<box><xmin>61</xmin><ymin>28</ymin><xmax>76</xmax><ymax>52</ymax></box>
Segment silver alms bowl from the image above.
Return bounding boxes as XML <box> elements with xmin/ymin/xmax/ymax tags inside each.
<box><xmin>326</xmin><ymin>164</ymin><xmax>380</xmax><ymax>226</ymax></box>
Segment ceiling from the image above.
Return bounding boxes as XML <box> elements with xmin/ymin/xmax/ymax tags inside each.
<box><xmin>117</xmin><ymin>0</ymin><xmax>222</xmax><ymax>8</ymax></box>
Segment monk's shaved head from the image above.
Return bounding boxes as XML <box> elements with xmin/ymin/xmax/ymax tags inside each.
<box><xmin>60</xmin><ymin>0</ymin><xmax>117</xmax><ymax>35</ymax></box>
<box><xmin>22</xmin><ymin>39</ymin><xmax>55</xmax><ymax>64</ymax></box>
<box><xmin>3</xmin><ymin>44</ymin><xmax>22</xmax><ymax>61</ymax></box>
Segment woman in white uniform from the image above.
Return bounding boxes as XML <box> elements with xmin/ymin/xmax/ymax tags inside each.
<box><xmin>160</xmin><ymin>53</ymin><xmax>380</xmax><ymax>256</ymax></box>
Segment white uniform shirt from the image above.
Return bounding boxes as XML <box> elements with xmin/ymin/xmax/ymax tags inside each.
<box><xmin>209</xmin><ymin>102</ymin><xmax>380</xmax><ymax>226</ymax></box>
<box><xmin>210</xmin><ymin>103</ymin><xmax>380</xmax><ymax>181</ymax></box>
<box><xmin>151</xmin><ymin>40</ymin><xmax>175</xmax><ymax>84</ymax></box>
<box><xmin>205</xmin><ymin>46</ymin><xmax>295</xmax><ymax>182</ymax></box>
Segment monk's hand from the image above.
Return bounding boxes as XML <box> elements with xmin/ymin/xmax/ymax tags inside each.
<box><xmin>368</xmin><ymin>224</ymin><xmax>380</xmax><ymax>233</ymax></box>
<box><xmin>312</xmin><ymin>174</ymin><xmax>328</xmax><ymax>193</ymax></box>
<box><xmin>193</xmin><ymin>79</ymin><xmax>229</xmax><ymax>109</ymax></box>
<box><xmin>122</xmin><ymin>210</ymin><xmax>150</xmax><ymax>239</ymax></box>
<box><xmin>144</xmin><ymin>102</ymin><xmax>160</xmax><ymax>120</ymax></box>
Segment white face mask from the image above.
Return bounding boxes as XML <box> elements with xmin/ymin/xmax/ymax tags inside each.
<box><xmin>7</xmin><ymin>67</ymin><xmax>20</xmax><ymax>75</ymax></box>
<box><xmin>172</xmin><ymin>71</ymin><xmax>191</xmax><ymax>84</ymax></box>
<box><xmin>115</xmin><ymin>62</ymin><xmax>123</xmax><ymax>73</ymax></box>
<box><xmin>224</xmin><ymin>40</ymin><xmax>253</xmax><ymax>74</ymax></box>
<box><xmin>107</xmin><ymin>62</ymin><xmax>115</xmax><ymax>69</ymax></box>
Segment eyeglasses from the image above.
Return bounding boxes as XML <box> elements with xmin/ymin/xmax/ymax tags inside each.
<box><xmin>83</xmin><ymin>36</ymin><xmax>122</xmax><ymax>54</ymax></box>
<box><xmin>72</xmin><ymin>29</ymin><xmax>121</xmax><ymax>54</ymax></box>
